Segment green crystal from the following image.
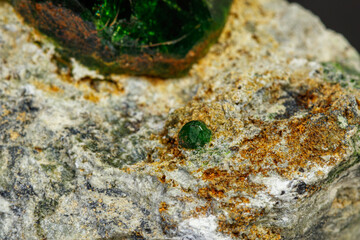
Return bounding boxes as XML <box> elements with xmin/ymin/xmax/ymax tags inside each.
<box><xmin>178</xmin><ymin>120</ymin><xmax>212</xmax><ymax>149</ymax></box>
<box><xmin>12</xmin><ymin>0</ymin><xmax>232</xmax><ymax>77</ymax></box>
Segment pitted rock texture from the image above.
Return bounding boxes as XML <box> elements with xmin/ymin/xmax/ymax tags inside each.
<box><xmin>1</xmin><ymin>0</ymin><xmax>360</xmax><ymax>239</ymax></box>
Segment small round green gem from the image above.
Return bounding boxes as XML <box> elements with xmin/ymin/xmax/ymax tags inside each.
<box><xmin>178</xmin><ymin>120</ymin><xmax>212</xmax><ymax>149</ymax></box>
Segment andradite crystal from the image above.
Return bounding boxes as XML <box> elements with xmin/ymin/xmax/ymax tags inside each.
<box><xmin>12</xmin><ymin>0</ymin><xmax>232</xmax><ymax>78</ymax></box>
<box><xmin>178</xmin><ymin>120</ymin><xmax>212</xmax><ymax>149</ymax></box>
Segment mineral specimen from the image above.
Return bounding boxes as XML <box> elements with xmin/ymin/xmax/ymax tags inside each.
<box><xmin>178</xmin><ymin>120</ymin><xmax>212</xmax><ymax>149</ymax></box>
<box><xmin>1</xmin><ymin>0</ymin><xmax>360</xmax><ymax>239</ymax></box>
<box><xmin>11</xmin><ymin>0</ymin><xmax>232</xmax><ymax>77</ymax></box>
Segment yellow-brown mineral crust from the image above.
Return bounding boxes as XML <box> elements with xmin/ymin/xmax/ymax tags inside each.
<box><xmin>150</xmin><ymin>79</ymin><xmax>360</xmax><ymax>238</ymax></box>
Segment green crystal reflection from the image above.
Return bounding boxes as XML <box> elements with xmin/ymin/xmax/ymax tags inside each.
<box><xmin>91</xmin><ymin>0</ymin><xmax>212</xmax><ymax>56</ymax></box>
<box><xmin>178</xmin><ymin>120</ymin><xmax>212</xmax><ymax>149</ymax></box>
<box><xmin>12</xmin><ymin>0</ymin><xmax>233</xmax><ymax>77</ymax></box>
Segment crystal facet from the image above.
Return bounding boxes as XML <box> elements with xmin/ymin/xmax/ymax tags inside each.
<box><xmin>12</xmin><ymin>0</ymin><xmax>232</xmax><ymax>77</ymax></box>
<box><xmin>178</xmin><ymin>120</ymin><xmax>212</xmax><ymax>149</ymax></box>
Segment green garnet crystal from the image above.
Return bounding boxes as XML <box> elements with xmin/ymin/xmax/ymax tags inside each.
<box><xmin>178</xmin><ymin>120</ymin><xmax>212</xmax><ymax>149</ymax></box>
<box><xmin>12</xmin><ymin>0</ymin><xmax>233</xmax><ymax>78</ymax></box>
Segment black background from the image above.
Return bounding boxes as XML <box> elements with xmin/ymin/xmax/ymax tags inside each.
<box><xmin>288</xmin><ymin>0</ymin><xmax>360</xmax><ymax>52</ymax></box>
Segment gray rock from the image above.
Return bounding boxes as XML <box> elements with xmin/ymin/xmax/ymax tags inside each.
<box><xmin>0</xmin><ymin>0</ymin><xmax>360</xmax><ymax>239</ymax></box>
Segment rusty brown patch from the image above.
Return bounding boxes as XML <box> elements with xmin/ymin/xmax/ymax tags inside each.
<box><xmin>151</xmin><ymin>81</ymin><xmax>358</xmax><ymax>238</ymax></box>
<box><xmin>239</xmin><ymin>83</ymin><xmax>353</xmax><ymax>179</ymax></box>
<box><xmin>155</xmin><ymin>130</ymin><xmax>186</xmax><ymax>171</ymax></box>
<box><xmin>199</xmin><ymin>167</ymin><xmax>267</xmax><ymax>236</ymax></box>
<box><xmin>32</xmin><ymin>80</ymin><xmax>64</xmax><ymax>95</ymax></box>
<box><xmin>83</xmin><ymin>93</ymin><xmax>100</xmax><ymax>103</ymax></box>
<box><xmin>159</xmin><ymin>202</ymin><xmax>168</xmax><ymax>213</ymax></box>
<box><xmin>34</xmin><ymin>147</ymin><xmax>43</xmax><ymax>152</ymax></box>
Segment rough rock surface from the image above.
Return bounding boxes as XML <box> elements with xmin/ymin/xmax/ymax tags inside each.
<box><xmin>1</xmin><ymin>0</ymin><xmax>360</xmax><ymax>239</ymax></box>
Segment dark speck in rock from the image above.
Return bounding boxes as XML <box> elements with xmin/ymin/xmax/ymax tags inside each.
<box><xmin>296</xmin><ymin>181</ymin><xmax>307</xmax><ymax>195</ymax></box>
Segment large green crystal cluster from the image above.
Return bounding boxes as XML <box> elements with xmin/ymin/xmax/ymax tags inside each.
<box><xmin>12</xmin><ymin>0</ymin><xmax>232</xmax><ymax>77</ymax></box>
